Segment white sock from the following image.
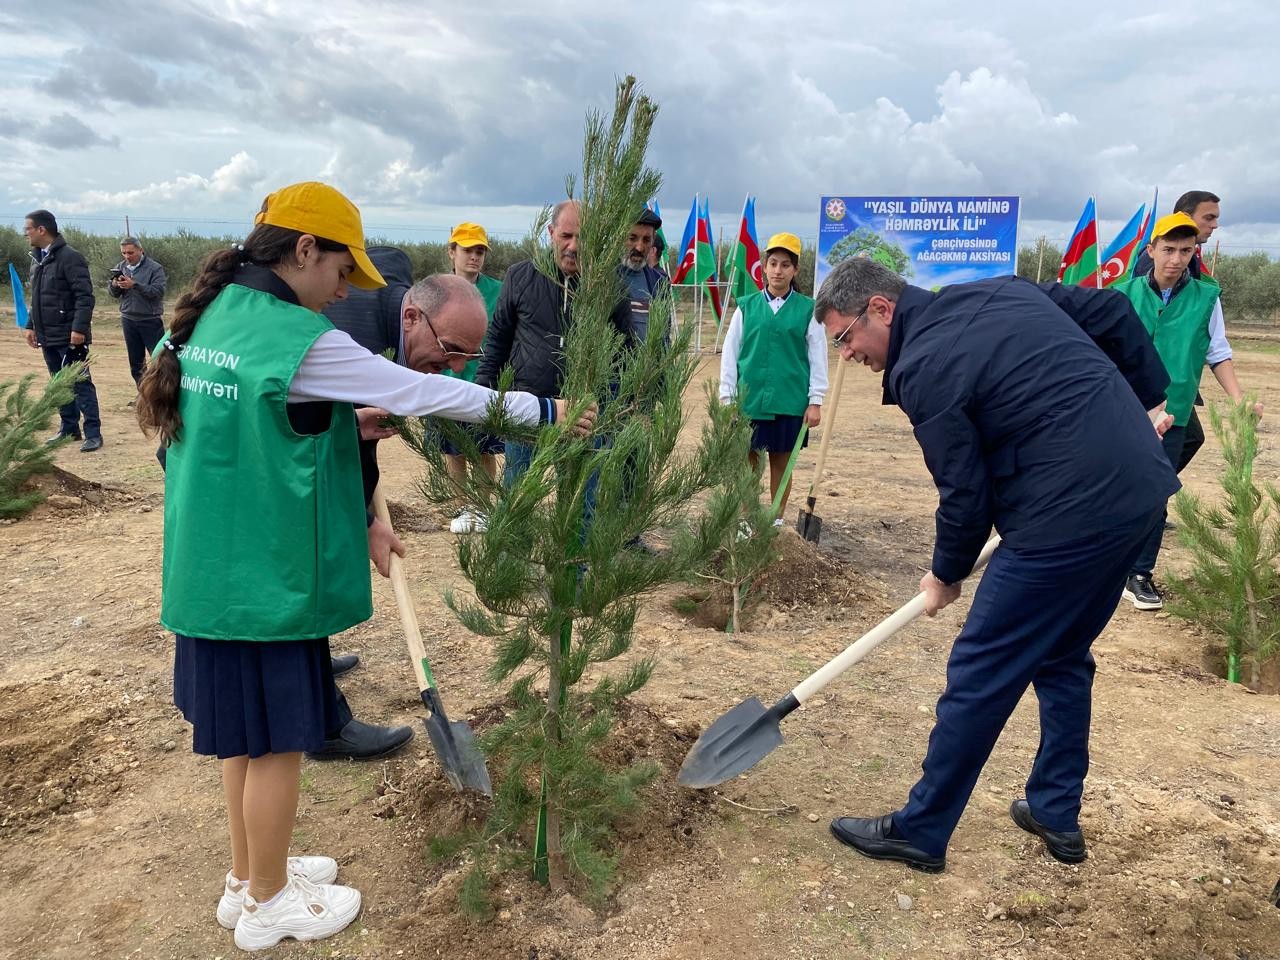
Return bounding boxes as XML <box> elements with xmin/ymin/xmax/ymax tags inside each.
<box><xmin>257</xmin><ymin>885</ymin><xmax>287</xmax><ymax>910</ymax></box>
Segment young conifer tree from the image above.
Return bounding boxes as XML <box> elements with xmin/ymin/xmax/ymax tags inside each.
<box><xmin>1168</xmin><ymin>400</ymin><xmax>1279</xmax><ymax>687</ymax></box>
<box><xmin>0</xmin><ymin>365</ymin><xmax>82</xmax><ymax>518</ymax></box>
<box><xmin>400</xmin><ymin>77</ymin><xmax>750</xmax><ymax>899</ymax></box>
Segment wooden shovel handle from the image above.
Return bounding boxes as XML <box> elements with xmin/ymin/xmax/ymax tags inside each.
<box><xmin>371</xmin><ymin>484</ymin><xmax>434</xmax><ymax>693</ymax></box>
<box><xmin>806</xmin><ymin>356</ymin><xmax>848</xmax><ymax>504</ymax></box>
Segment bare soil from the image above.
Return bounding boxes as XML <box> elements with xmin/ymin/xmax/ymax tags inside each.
<box><xmin>1</xmin><ymin>315</ymin><xmax>1278</xmax><ymax>960</ymax></box>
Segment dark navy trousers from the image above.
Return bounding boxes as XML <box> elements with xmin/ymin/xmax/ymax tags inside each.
<box><xmin>894</xmin><ymin>507</ymin><xmax>1161</xmax><ymax>857</ymax></box>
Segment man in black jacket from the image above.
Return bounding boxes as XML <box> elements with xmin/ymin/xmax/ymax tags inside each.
<box><xmin>23</xmin><ymin>209</ymin><xmax>103</xmax><ymax>452</ymax></box>
<box><xmin>475</xmin><ymin>200</ymin><xmax>630</xmax><ymax>485</ymax></box>
<box><xmin>815</xmin><ymin>260</ymin><xmax>1177</xmax><ymax>872</ymax></box>
<box><xmin>108</xmin><ymin>237</ymin><xmax>168</xmax><ymax>394</ymax></box>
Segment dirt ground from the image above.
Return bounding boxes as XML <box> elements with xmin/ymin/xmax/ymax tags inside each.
<box><xmin>1</xmin><ymin>312</ymin><xmax>1278</xmax><ymax>960</ymax></box>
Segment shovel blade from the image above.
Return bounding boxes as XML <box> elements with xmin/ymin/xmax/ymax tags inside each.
<box><xmin>677</xmin><ymin>696</ymin><xmax>786</xmax><ymax>789</ymax></box>
<box><xmin>421</xmin><ymin>690</ymin><xmax>492</xmax><ymax>797</ymax></box>
<box><xmin>795</xmin><ymin>509</ymin><xmax>822</xmax><ymax>543</ymax></box>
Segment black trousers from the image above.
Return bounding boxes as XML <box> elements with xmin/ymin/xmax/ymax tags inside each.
<box><xmin>1177</xmin><ymin>407</ymin><xmax>1204</xmax><ymax>473</ymax></box>
<box><xmin>122</xmin><ymin>315</ymin><xmax>166</xmax><ymax>387</ymax></box>
<box><xmin>41</xmin><ymin>344</ymin><xmax>101</xmax><ymax>439</ymax></box>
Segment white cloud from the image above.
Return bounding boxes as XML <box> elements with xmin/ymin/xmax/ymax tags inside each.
<box><xmin>50</xmin><ymin>152</ymin><xmax>263</xmax><ymax>214</ymax></box>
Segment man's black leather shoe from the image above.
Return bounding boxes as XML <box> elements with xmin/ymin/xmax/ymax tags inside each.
<box><xmin>305</xmin><ymin>719</ymin><xmax>413</xmax><ymax>761</ymax></box>
<box><xmin>830</xmin><ymin>814</ymin><xmax>946</xmax><ymax>873</ymax></box>
<box><xmin>46</xmin><ymin>431</ymin><xmax>80</xmax><ymax>447</ymax></box>
<box><xmin>80</xmin><ymin>437</ymin><xmax>103</xmax><ymax>453</ymax></box>
<box><xmin>1009</xmin><ymin>799</ymin><xmax>1087</xmax><ymax>863</ymax></box>
<box><xmin>330</xmin><ymin>654</ymin><xmax>360</xmax><ymax>677</ymax></box>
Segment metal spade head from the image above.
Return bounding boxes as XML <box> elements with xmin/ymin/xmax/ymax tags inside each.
<box><xmin>677</xmin><ymin>696</ymin><xmax>788</xmax><ymax>789</ymax></box>
<box><xmin>421</xmin><ymin>688</ymin><xmax>492</xmax><ymax>797</ymax></box>
<box><xmin>796</xmin><ymin>508</ymin><xmax>823</xmax><ymax>543</ymax></box>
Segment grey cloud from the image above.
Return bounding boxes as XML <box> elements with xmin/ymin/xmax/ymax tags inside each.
<box><xmin>0</xmin><ymin>111</ymin><xmax>118</xmax><ymax>150</ymax></box>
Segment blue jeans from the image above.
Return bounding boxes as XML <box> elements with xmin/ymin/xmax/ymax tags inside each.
<box><xmin>892</xmin><ymin>507</ymin><xmax>1161</xmax><ymax>857</ymax></box>
<box><xmin>504</xmin><ymin>439</ymin><xmax>602</xmax><ymax>534</ymax></box>
<box><xmin>1130</xmin><ymin>425</ymin><xmax>1187</xmax><ymax>577</ymax></box>
<box><xmin>42</xmin><ymin>344</ymin><xmax>101</xmax><ymax>440</ymax></box>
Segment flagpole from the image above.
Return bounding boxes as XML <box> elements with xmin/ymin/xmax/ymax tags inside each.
<box><xmin>1093</xmin><ymin>196</ymin><xmax>1102</xmax><ymax>288</ymax></box>
<box><xmin>714</xmin><ymin>193</ymin><xmax>751</xmax><ymax>355</ymax></box>
<box><xmin>1035</xmin><ymin>235</ymin><xmax>1046</xmax><ymax>283</ymax></box>
<box><xmin>1211</xmin><ymin>239</ymin><xmax>1219</xmax><ymax>276</ymax></box>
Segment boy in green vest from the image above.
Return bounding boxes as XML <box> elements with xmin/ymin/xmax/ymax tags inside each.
<box><xmin>719</xmin><ymin>232</ymin><xmax>828</xmax><ymax>519</ymax></box>
<box><xmin>443</xmin><ymin>221</ymin><xmax>502</xmax><ymax>533</ymax></box>
<box><xmin>1116</xmin><ymin>212</ymin><xmax>1262</xmax><ymax>610</ymax></box>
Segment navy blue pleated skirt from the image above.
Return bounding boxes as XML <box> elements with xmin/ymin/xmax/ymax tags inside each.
<box><xmin>173</xmin><ymin>634</ymin><xmax>341</xmax><ymax>759</ymax></box>
<box><xmin>750</xmin><ymin>414</ymin><xmax>809</xmax><ymax>453</ymax></box>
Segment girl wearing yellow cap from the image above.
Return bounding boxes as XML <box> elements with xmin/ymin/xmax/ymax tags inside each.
<box><xmin>137</xmin><ymin>183</ymin><xmax>591</xmax><ymax>951</ymax></box>
<box><xmin>443</xmin><ymin>221</ymin><xmax>502</xmax><ymax>533</ymax></box>
<box><xmin>719</xmin><ymin>232</ymin><xmax>828</xmax><ymax>520</ymax></box>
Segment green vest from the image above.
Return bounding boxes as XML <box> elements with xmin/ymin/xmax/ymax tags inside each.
<box><xmin>1117</xmin><ymin>273</ymin><xmax>1217</xmax><ymax>426</ymax></box>
<box><xmin>446</xmin><ymin>272</ymin><xmax>501</xmax><ymax>383</ymax></box>
<box><xmin>160</xmin><ymin>284</ymin><xmax>371</xmax><ymax>641</ymax></box>
<box><xmin>736</xmin><ymin>289</ymin><xmax>815</xmax><ymax>420</ymax></box>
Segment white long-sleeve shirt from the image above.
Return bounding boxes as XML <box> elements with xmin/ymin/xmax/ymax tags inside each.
<box><xmin>718</xmin><ymin>290</ymin><xmax>829</xmax><ymax>405</ymax></box>
<box><xmin>1206</xmin><ymin>298</ymin><xmax>1231</xmax><ymax>366</ymax></box>
<box><xmin>289</xmin><ymin>328</ymin><xmax>545</xmax><ymax>424</ymax></box>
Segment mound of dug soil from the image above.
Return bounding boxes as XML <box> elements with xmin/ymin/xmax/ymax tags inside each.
<box><xmin>380</xmin><ymin>699</ymin><xmax>715</xmax><ymax>958</ymax></box>
<box><xmin>675</xmin><ymin>528</ymin><xmax>885</xmax><ymax>630</ymax></box>
<box><xmin>19</xmin><ymin>466</ymin><xmax>140</xmax><ymax>519</ymax></box>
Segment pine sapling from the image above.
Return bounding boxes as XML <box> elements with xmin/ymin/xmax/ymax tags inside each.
<box><xmin>0</xmin><ymin>364</ymin><xmax>83</xmax><ymax>518</ymax></box>
<box><xmin>398</xmin><ymin>77</ymin><xmax>751</xmax><ymax>903</ymax></box>
<box><xmin>1168</xmin><ymin>399</ymin><xmax>1279</xmax><ymax>687</ymax></box>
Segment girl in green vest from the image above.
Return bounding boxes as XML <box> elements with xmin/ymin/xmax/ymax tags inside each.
<box><xmin>136</xmin><ymin>182</ymin><xmax>590</xmax><ymax>952</ymax></box>
<box><xmin>443</xmin><ymin>221</ymin><xmax>502</xmax><ymax>534</ymax></box>
<box><xmin>719</xmin><ymin>232</ymin><xmax>828</xmax><ymax>520</ymax></box>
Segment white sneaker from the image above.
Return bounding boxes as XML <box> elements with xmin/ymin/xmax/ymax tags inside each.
<box><xmin>771</xmin><ymin>518</ymin><xmax>785</xmax><ymax>528</ymax></box>
<box><xmin>216</xmin><ymin>856</ymin><xmax>339</xmax><ymax>929</ymax></box>
<box><xmin>233</xmin><ymin>874</ymin><xmax>361</xmax><ymax>951</ymax></box>
<box><xmin>450</xmin><ymin>510</ymin><xmax>488</xmax><ymax>534</ymax></box>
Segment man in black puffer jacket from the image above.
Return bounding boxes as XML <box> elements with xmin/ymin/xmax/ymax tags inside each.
<box><xmin>23</xmin><ymin>209</ymin><xmax>103</xmax><ymax>452</ymax></box>
<box><xmin>475</xmin><ymin>200</ymin><xmax>630</xmax><ymax>485</ymax></box>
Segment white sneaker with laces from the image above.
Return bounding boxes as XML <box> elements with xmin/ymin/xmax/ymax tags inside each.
<box><xmin>471</xmin><ymin>511</ymin><xmax>488</xmax><ymax>533</ymax></box>
<box><xmin>450</xmin><ymin>510</ymin><xmax>475</xmax><ymax>534</ymax></box>
<box><xmin>216</xmin><ymin>856</ymin><xmax>339</xmax><ymax>929</ymax></box>
<box><xmin>233</xmin><ymin>874</ymin><xmax>361</xmax><ymax>951</ymax></box>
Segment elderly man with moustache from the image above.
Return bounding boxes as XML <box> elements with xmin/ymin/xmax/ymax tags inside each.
<box><xmin>813</xmin><ymin>258</ymin><xmax>1177</xmax><ymax>873</ymax></box>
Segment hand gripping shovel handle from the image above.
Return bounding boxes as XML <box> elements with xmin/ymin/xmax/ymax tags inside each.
<box><xmin>789</xmin><ymin>535</ymin><xmax>1002</xmax><ymax>706</ymax></box>
<box><xmin>371</xmin><ymin>485</ymin><xmax>437</xmax><ymax>694</ymax></box>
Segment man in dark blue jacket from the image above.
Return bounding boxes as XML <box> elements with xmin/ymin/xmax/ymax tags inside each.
<box><xmin>814</xmin><ymin>259</ymin><xmax>1177</xmax><ymax>872</ymax></box>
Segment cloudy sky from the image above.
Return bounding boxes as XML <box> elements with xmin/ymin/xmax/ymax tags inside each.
<box><xmin>2</xmin><ymin>0</ymin><xmax>1277</xmax><ymax>255</ymax></box>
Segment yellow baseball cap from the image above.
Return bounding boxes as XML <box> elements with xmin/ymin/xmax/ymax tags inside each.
<box><xmin>253</xmin><ymin>181</ymin><xmax>385</xmax><ymax>290</ymax></box>
<box><xmin>764</xmin><ymin>232</ymin><xmax>802</xmax><ymax>257</ymax></box>
<box><xmin>448</xmin><ymin>222</ymin><xmax>490</xmax><ymax>249</ymax></box>
<box><xmin>1151</xmin><ymin>212</ymin><xmax>1199</xmax><ymax>240</ymax></box>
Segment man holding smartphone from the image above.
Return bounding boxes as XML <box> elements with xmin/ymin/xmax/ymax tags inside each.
<box><xmin>109</xmin><ymin>237</ymin><xmax>168</xmax><ymax>398</ymax></box>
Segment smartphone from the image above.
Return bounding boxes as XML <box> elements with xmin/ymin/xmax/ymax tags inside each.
<box><xmin>109</xmin><ymin>268</ymin><xmax>123</xmax><ymax>280</ymax></box>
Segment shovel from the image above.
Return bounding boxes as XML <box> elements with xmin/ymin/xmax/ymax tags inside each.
<box><xmin>372</xmin><ymin>485</ymin><xmax>492</xmax><ymax>796</ymax></box>
<box><xmin>678</xmin><ymin>535</ymin><xmax>1001</xmax><ymax>788</ymax></box>
<box><xmin>796</xmin><ymin>356</ymin><xmax>848</xmax><ymax>543</ymax></box>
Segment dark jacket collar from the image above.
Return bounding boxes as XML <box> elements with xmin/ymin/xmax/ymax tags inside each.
<box><xmin>232</xmin><ymin>263</ymin><xmax>301</xmax><ymax>307</ymax></box>
<box><xmin>881</xmin><ymin>285</ymin><xmax>932</xmax><ymax>405</ymax></box>
<box><xmin>31</xmin><ymin>234</ymin><xmax>66</xmax><ymax>264</ymax></box>
<box><xmin>1144</xmin><ymin>268</ymin><xmax>1190</xmax><ymax>300</ymax></box>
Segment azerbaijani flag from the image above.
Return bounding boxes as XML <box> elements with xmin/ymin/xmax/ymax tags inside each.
<box><xmin>1098</xmin><ymin>204</ymin><xmax>1148</xmax><ymax>288</ymax></box>
<box><xmin>671</xmin><ymin>196</ymin><xmax>699</xmax><ymax>286</ymax></box>
<box><xmin>8</xmin><ymin>263</ymin><xmax>28</xmax><ymax>328</ymax></box>
<box><xmin>729</xmin><ymin>195</ymin><xmax>763</xmax><ymax>302</ymax></box>
<box><xmin>1136</xmin><ymin>187</ymin><xmax>1159</xmax><ymax>252</ymax></box>
<box><xmin>1058</xmin><ymin>197</ymin><xmax>1099</xmax><ymax>286</ymax></box>
<box><xmin>697</xmin><ymin>197</ymin><xmax>723</xmax><ymax>323</ymax></box>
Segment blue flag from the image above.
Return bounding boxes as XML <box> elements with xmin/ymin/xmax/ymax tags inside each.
<box><xmin>8</xmin><ymin>263</ymin><xmax>28</xmax><ymax>328</ymax></box>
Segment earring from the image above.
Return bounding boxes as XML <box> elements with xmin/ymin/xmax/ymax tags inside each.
<box><xmin>297</xmin><ymin>262</ymin><xmax>305</xmax><ymax>269</ymax></box>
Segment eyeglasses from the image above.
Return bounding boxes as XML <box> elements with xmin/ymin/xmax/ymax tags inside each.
<box><xmin>830</xmin><ymin>303</ymin><xmax>870</xmax><ymax>348</ymax></box>
<box><xmin>421</xmin><ymin>310</ymin><xmax>484</xmax><ymax>361</ymax></box>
